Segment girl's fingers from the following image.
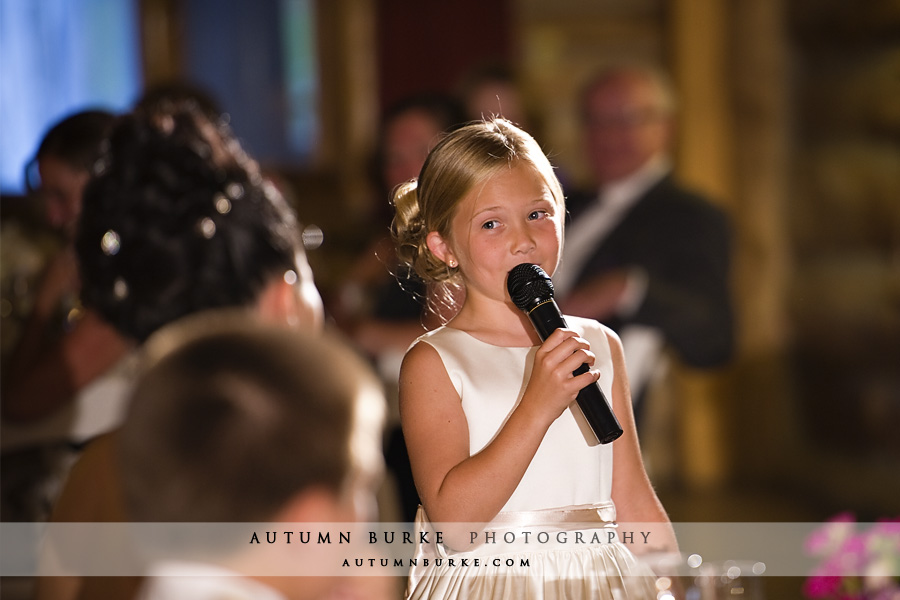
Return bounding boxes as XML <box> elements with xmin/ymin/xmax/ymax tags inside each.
<box><xmin>542</xmin><ymin>334</ymin><xmax>594</xmax><ymax>369</ymax></box>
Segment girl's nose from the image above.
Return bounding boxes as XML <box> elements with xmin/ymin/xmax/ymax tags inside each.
<box><xmin>511</xmin><ymin>224</ymin><xmax>535</xmax><ymax>255</ymax></box>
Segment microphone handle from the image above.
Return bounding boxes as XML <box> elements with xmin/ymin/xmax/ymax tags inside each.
<box><xmin>527</xmin><ymin>300</ymin><xmax>624</xmax><ymax>444</ymax></box>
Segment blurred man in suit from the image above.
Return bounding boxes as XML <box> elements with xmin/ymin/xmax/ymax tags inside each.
<box><xmin>554</xmin><ymin>63</ymin><xmax>734</xmax><ymax>425</ymax></box>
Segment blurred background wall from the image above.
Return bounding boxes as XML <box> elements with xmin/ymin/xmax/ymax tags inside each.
<box><xmin>2</xmin><ymin>0</ymin><xmax>898</xmax><ymax>523</ymax></box>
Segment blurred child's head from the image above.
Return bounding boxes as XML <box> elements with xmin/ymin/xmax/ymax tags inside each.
<box><xmin>118</xmin><ymin>314</ymin><xmax>385</xmax><ymax>598</ymax></box>
<box><xmin>119</xmin><ymin>313</ymin><xmax>385</xmax><ymax>524</ymax></box>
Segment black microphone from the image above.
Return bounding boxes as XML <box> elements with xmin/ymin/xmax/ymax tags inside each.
<box><xmin>507</xmin><ymin>263</ymin><xmax>623</xmax><ymax>445</ymax></box>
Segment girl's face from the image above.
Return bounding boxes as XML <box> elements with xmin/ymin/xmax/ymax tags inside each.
<box><xmin>430</xmin><ymin>162</ymin><xmax>563</xmax><ymax>305</ymax></box>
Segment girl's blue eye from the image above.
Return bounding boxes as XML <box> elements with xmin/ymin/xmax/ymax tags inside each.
<box><xmin>482</xmin><ymin>220</ymin><xmax>497</xmax><ymax>230</ymax></box>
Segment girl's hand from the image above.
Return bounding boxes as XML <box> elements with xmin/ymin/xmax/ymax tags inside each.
<box><xmin>521</xmin><ymin>328</ymin><xmax>600</xmax><ymax>423</ymax></box>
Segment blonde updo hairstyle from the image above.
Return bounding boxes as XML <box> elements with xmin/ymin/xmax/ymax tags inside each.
<box><xmin>391</xmin><ymin>118</ymin><xmax>564</xmax><ymax>286</ymax></box>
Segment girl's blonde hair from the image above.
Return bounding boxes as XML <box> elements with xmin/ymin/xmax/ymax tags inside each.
<box><xmin>391</xmin><ymin>117</ymin><xmax>564</xmax><ymax>286</ymax></box>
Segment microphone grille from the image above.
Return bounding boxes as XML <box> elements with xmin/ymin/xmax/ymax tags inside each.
<box><xmin>507</xmin><ymin>263</ymin><xmax>555</xmax><ymax>311</ymax></box>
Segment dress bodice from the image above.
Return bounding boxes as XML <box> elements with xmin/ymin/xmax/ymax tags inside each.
<box><xmin>415</xmin><ymin>316</ymin><xmax>615</xmax><ymax>513</ymax></box>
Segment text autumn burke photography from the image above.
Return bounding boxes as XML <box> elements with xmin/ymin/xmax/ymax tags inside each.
<box><xmin>247</xmin><ymin>528</ymin><xmax>654</xmax><ymax>546</ymax></box>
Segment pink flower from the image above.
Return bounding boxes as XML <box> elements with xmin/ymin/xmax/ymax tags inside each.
<box><xmin>807</xmin><ymin>512</ymin><xmax>858</xmax><ymax>556</ymax></box>
<box><xmin>868</xmin><ymin>519</ymin><xmax>900</xmax><ymax>544</ymax></box>
<box><xmin>804</xmin><ymin>514</ymin><xmax>900</xmax><ymax>599</ymax></box>
<box><xmin>835</xmin><ymin>534</ymin><xmax>870</xmax><ymax>574</ymax></box>
<box><xmin>803</xmin><ymin>575</ymin><xmax>842</xmax><ymax>598</ymax></box>
<box><xmin>870</xmin><ymin>586</ymin><xmax>900</xmax><ymax>600</ymax></box>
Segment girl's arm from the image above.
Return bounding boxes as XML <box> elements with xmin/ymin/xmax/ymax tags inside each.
<box><xmin>399</xmin><ymin>329</ymin><xmax>599</xmax><ymax>533</ymax></box>
<box><xmin>607</xmin><ymin>328</ymin><xmax>679</xmax><ymax>553</ymax></box>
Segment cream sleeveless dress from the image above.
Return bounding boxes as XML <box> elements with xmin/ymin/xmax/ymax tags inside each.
<box><xmin>405</xmin><ymin>317</ymin><xmax>656</xmax><ymax>599</ymax></box>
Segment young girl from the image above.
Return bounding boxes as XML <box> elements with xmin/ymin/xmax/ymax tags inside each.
<box><xmin>392</xmin><ymin>118</ymin><xmax>676</xmax><ymax>598</ymax></box>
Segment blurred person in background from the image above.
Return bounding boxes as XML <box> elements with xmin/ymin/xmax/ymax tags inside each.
<box><xmin>554</xmin><ymin>63</ymin><xmax>735</xmax><ymax>428</ymax></box>
<box><xmin>1</xmin><ymin>110</ymin><xmax>135</xmax><ymax>526</ymax></box>
<box><xmin>3</xmin><ymin>110</ymin><xmax>131</xmax><ymax>425</ymax></box>
<box><xmin>457</xmin><ymin>62</ymin><xmax>533</xmax><ymax>132</ymax></box>
<box><xmin>331</xmin><ymin>93</ymin><xmax>465</xmax><ymax>524</ymax></box>
<box><xmin>332</xmin><ymin>93</ymin><xmax>466</xmax><ymax>356</ymax></box>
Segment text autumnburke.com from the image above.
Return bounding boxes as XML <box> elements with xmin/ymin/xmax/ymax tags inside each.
<box><xmin>341</xmin><ymin>557</ymin><xmax>534</xmax><ymax>568</ymax></box>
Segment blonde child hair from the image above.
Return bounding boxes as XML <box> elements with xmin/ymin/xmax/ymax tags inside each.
<box><xmin>391</xmin><ymin>118</ymin><xmax>565</xmax><ymax>287</ymax></box>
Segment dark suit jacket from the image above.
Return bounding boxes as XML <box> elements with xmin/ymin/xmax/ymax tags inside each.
<box><xmin>565</xmin><ymin>176</ymin><xmax>734</xmax><ymax>368</ymax></box>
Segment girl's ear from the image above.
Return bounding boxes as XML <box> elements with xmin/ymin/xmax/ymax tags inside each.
<box><xmin>426</xmin><ymin>231</ymin><xmax>456</xmax><ymax>267</ymax></box>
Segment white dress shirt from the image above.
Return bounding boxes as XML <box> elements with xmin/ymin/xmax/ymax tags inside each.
<box><xmin>554</xmin><ymin>157</ymin><xmax>670</xmax><ymax>298</ymax></box>
<box><xmin>554</xmin><ymin>157</ymin><xmax>672</xmax><ymax>403</ymax></box>
<box><xmin>137</xmin><ymin>561</ymin><xmax>287</xmax><ymax>600</ymax></box>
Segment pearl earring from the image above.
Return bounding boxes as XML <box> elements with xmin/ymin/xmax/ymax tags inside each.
<box><xmin>449</xmin><ymin>260</ymin><xmax>457</xmax><ymax>268</ymax></box>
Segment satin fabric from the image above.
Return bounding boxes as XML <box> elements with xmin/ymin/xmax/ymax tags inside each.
<box><xmin>407</xmin><ymin>504</ymin><xmax>657</xmax><ymax>599</ymax></box>
<box><xmin>404</xmin><ymin>319</ymin><xmax>656</xmax><ymax>599</ymax></box>
<box><xmin>413</xmin><ymin>319</ymin><xmax>614</xmax><ymax>513</ymax></box>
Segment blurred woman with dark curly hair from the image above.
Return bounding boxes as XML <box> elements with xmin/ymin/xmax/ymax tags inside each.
<box><xmin>35</xmin><ymin>102</ymin><xmax>324</xmax><ymax>600</ymax></box>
